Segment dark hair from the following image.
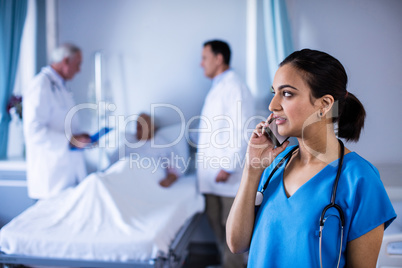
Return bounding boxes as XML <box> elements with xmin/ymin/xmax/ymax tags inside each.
<box><xmin>204</xmin><ymin>40</ymin><xmax>231</xmax><ymax>65</ymax></box>
<box><xmin>280</xmin><ymin>49</ymin><xmax>366</xmax><ymax>142</ymax></box>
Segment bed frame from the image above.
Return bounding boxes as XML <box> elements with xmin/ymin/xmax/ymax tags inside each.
<box><xmin>0</xmin><ymin>213</ymin><xmax>203</xmax><ymax>268</ymax></box>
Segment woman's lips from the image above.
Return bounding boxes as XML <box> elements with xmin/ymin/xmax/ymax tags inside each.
<box><xmin>274</xmin><ymin>117</ymin><xmax>287</xmax><ymax>125</ymax></box>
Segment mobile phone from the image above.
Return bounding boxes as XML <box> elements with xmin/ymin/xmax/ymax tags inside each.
<box><xmin>264</xmin><ymin>118</ymin><xmax>289</xmax><ymax>147</ymax></box>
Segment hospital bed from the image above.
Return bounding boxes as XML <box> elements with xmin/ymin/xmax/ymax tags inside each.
<box><xmin>0</xmin><ymin>212</ymin><xmax>203</xmax><ymax>268</ymax></box>
<box><xmin>0</xmin><ymin>123</ymin><xmax>205</xmax><ymax>267</ymax></box>
<box><xmin>0</xmin><ymin>213</ymin><xmax>203</xmax><ymax>268</ymax></box>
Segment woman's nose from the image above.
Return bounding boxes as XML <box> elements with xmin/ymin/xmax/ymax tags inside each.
<box><xmin>268</xmin><ymin>93</ymin><xmax>281</xmax><ymax>112</ymax></box>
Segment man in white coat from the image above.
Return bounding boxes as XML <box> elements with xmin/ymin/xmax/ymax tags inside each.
<box><xmin>197</xmin><ymin>40</ymin><xmax>254</xmax><ymax>268</ymax></box>
<box><xmin>23</xmin><ymin>43</ymin><xmax>90</xmax><ymax>200</ymax></box>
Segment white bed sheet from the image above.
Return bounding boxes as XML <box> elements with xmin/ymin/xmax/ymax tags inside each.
<box><xmin>0</xmin><ymin>160</ymin><xmax>204</xmax><ymax>261</ymax></box>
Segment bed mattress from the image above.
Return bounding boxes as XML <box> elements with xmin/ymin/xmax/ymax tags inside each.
<box><xmin>0</xmin><ymin>160</ymin><xmax>204</xmax><ymax>261</ymax></box>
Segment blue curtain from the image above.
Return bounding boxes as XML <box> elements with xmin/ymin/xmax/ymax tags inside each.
<box><xmin>263</xmin><ymin>0</ymin><xmax>294</xmax><ymax>83</ymax></box>
<box><xmin>0</xmin><ymin>0</ymin><xmax>27</xmax><ymax>159</ymax></box>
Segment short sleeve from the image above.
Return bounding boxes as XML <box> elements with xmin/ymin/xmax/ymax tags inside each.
<box><xmin>347</xmin><ymin>161</ymin><xmax>397</xmax><ymax>241</ymax></box>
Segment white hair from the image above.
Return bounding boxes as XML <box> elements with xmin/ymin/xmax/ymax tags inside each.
<box><xmin>50</xmin><ymin>43</ymin><xmax>81</xmax><ymax>64</ymax></box>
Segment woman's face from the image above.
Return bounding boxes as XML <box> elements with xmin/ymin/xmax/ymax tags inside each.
<box><xmin>269</xmin><ymin>64</ymin><xmax>320</xmax><ymax>138</ymax></box>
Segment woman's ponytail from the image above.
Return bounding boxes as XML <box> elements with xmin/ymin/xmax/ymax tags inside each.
<box><xmin>337</xmin><ymin>92</ymin><xmax>366</xmax><ymax>142</ymax></box>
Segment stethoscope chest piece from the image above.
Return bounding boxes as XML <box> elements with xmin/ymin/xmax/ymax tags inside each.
<box><xmin>255</xmin><ymin>191</ymin><xmax>264</xmax><ymax>206</ymax></box>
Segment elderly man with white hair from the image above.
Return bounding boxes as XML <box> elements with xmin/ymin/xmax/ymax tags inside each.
<box><xmin>23</xmin><ymin>43</ymin><xmax>90</xmax><ymax>200</ymax></box>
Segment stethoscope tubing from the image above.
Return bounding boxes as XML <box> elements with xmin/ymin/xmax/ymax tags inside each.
<box><xmin>255</xmin><ymin>146</ymin><xmax>298</xmax><ymax>206</ymax></box>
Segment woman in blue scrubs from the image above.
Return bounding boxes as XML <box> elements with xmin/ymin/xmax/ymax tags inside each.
<box><xmin>226</xmin><ymin>49</ymin><xmax>396</xmax><ymax>267</ymax></box>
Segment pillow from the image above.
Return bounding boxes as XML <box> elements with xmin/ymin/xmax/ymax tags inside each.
<box><xmin>156</xmin><ymin>123</ymin><xmax>189</xmax><ymax>162</ymax></box>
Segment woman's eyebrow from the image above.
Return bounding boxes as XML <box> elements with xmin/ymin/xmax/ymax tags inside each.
<box><xmin>277</xmin><ymin>84</ymin><xmax>298</xmax><ymax>91</ymax></box>
<box><xmin>271</xmin><ymin>84</ymin><xmax>299</xmax><ymax>93</ymax></box>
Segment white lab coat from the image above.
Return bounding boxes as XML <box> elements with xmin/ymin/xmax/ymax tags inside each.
<box><xmin>197</xmin><ymin>70</ymin><xmax>255</xmax><ymax>197</ymax></box>
<box><xmin>23</xmin><ymin>66</ymin><xmax>87</xmax><ymax>199</ymax></box>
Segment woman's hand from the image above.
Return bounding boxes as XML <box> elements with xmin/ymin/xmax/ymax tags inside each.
<box><xmin>247</xmin><ymin>114</ymin><xmax>289</xmax><ymax>171</ymax></box>
<box><xmin>227</xmin><ymin>114</ymin><xmax>291</xmax><ymax>254</ymax></box>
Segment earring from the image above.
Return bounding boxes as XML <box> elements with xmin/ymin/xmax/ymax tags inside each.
<box><xmin>318</xmin><ymin>110</ymin><xmax>323</xmax><ymax>118</ymax></box>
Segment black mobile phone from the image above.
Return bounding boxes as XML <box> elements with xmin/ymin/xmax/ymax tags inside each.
<box><xmin>264</xmin><ymin>118</ymin><xmax>289</xmax><ymax>147</ymax></box>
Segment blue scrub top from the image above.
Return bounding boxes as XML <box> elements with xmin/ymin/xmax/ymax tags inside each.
<box><xmin>248</xmin><ymin>146</ymin><xmax>396</xmax><ymax>268</ymax></box>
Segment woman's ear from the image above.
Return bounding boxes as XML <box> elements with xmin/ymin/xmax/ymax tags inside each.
<box><xmin>320</xmin><ymin>94</ymin><xmax>335</xmax><ymax>117</ymax></box>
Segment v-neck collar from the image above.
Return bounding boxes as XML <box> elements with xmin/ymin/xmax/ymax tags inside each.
<box><xmin>280</xmin><ymin>153</ymin><xmax>346</xmax><ymax>199</ymax></box>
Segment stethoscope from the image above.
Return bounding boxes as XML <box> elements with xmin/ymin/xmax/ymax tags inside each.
<box><xmin>255</xmin><ymin>139</ymin><xmax>345</xmax><ymax>268</ymax></box>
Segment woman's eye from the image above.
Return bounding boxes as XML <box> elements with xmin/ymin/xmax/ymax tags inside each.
<box><xmin>283</xmin><ymin>91</ymin><xmax>292</xmax><ymax>97</ymax></box>
<box><xmin>270</xmin><ymin>86</ymin><xmax>275</xmax><ymax>94</ymax></box>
